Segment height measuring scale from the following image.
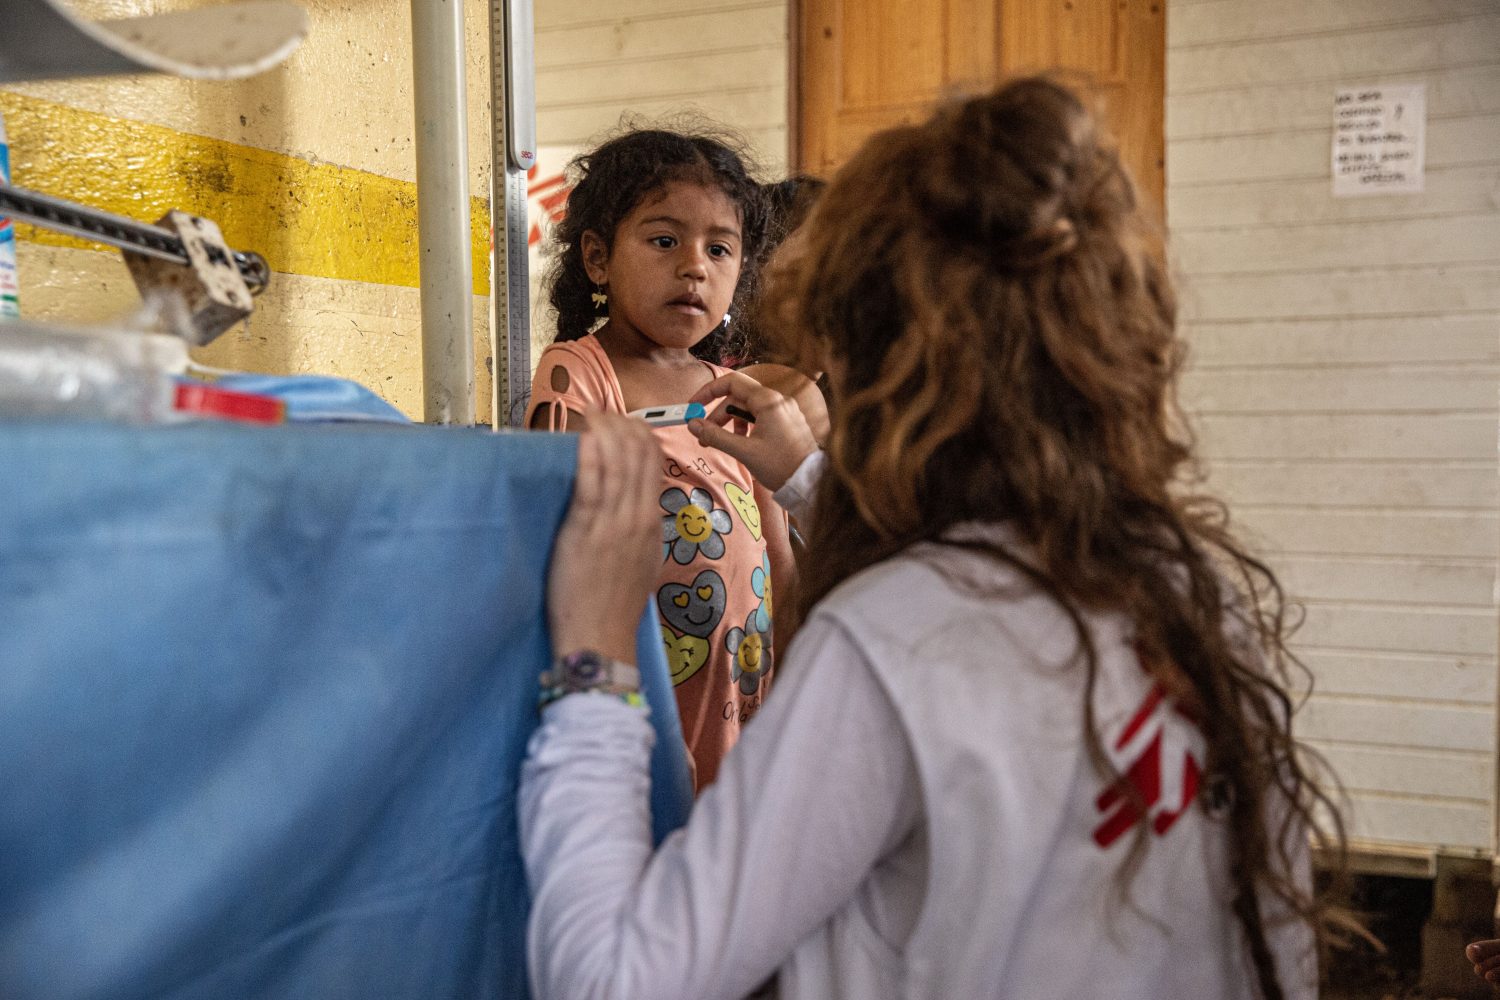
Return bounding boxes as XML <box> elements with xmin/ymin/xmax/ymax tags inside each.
<box><xmin>488</xmin><ymin>0</ymin><xmax>535</xmax><ymax>428</ymax></box>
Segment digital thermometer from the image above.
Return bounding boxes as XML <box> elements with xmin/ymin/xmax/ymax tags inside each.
<box><xmin>628</xmin><ymin>402</ymin><xmax>706</xmax><ymax>427</ymax></box>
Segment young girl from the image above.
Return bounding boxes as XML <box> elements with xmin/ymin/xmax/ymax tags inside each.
<box><xmin>522</xmin><ymin>78</ymin><xmax>1355</xmax><ymax>999</ymax></box>
<box><xmin>525</xmin><ymin>128</ymin><xmax>794</xmax><ymax>790</ymax></box>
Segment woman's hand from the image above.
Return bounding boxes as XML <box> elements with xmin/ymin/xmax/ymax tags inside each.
<box><xmin>1468</xmin><ymin>939</ymin><xmax>1500</xmax><ymax>983</ymax></box>
<box><xmin>688</xmin><ymin>370</ymin><xmax>820</xmax><ymax>493</ymax></box>
<box><xmin>547</xmin><ymin>414</ymin><xmax>663</xmax><ymax>665</ymax></box>
<box><xmin>736</xmin><ymin>363</ymin><xmax>830</xmax><ymax>445</ymax></box>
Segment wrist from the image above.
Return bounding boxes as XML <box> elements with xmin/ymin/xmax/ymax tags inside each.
<box><xmin>772</xmin><ymin>449</ymin><xmax>826</xmax><ymax>516</ymax></box>
<box><xmin>551</xmin><ymin>630</ymin><xmax>638</xmax><ymax>668</ymax></box>
<box><xmin>539</xmin><ymin>648</ymin><xmax>642</xmax><ymax>711</ymax></box>
<box><xmin>768</xmin><ymin>446</ymin><xmax>817</xmax><ymax>492</ymax></box>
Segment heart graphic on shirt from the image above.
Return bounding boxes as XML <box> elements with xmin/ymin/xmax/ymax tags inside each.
<box><xmin>658</xmin><ymin>570</ymin><xmax>726</xmax><ymax>638</ymax></box>
<box><xmin>661</xmin><ymin>626</ymin><xmax>709</xmax><ymax>686</ymax></box>
<box><xmin>724</xmin><ymin>481</ymin><xmax>762</xmax><ymax>541</ymax></box>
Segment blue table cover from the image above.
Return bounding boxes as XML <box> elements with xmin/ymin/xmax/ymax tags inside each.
<box><xmin>0</xmin><ymin>422</ymin><xmax>692</xmax><ymax>999</ymax></box>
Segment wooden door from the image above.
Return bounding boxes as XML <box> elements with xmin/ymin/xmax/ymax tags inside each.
<box><xmin>797</xmin><ymin>0</ymin><xmax>1165</xmax><ymax>212</ymax></box>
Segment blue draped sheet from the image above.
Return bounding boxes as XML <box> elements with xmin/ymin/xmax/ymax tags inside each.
<box><xmin>0</xmin><ymin>422</ymin><xmax>692</xmax><ymax>999</ymax></box>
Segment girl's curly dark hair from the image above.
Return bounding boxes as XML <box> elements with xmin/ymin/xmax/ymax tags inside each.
<box><xmin>545</xmin><ymin>123</ymin><xmax>769</xmax><ymax>363</ymax></box>
<box><xmin>728</xmin><ymin>174</ymin><xmax>827</xmax><ymax>367</ymax></box>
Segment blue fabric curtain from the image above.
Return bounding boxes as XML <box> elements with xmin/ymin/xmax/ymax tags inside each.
<box><xmin>0</xmin><ymin>422</ymin><xmax>692</xmax><ymax>999</ymax></box>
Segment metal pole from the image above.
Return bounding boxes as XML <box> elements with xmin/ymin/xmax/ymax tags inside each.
<box><xmin>411</xmin><ymin>0</ymin><xmax>474</xmax><ymax>425</ymax></box>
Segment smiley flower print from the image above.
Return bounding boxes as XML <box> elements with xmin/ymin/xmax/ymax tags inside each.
<box><xmin>750</xmin><ymin>552</ymin><xmax>772</xmax><ymax>635</ymax></box>
<box><xmin>660</xmin><ymin>486</ymin><xmax>733</xmax><ymax>564</ymax></box>
<box><xmin>726</xmin><ymin>611</ymin><xmax>771</xmax><ymax>696</ymax></box>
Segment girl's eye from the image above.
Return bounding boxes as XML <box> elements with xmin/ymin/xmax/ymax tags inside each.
<box><xmin>709</xmin><ymin>243</ymin><xmax>735</xmax><ymax>259</ymax></box>
<box><xmin>650</xmin><ymin>236</ymin><xmax>677</xmax><ymax>249</ymax></box>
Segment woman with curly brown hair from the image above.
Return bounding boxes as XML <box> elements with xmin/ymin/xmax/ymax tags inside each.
<box><xmin>520</xmin><ymin>77</ymin><xmax>1350</xmax><ymax>1000</ymax></box>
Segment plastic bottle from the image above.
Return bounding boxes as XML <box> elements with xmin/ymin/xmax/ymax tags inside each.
<box><xmin>0</xmin><ymin>108</ymin><xmax>19</xmax><ymax>319</ymax></box>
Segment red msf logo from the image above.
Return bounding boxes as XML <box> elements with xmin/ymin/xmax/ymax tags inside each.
<box><xmin>1092</xmin><ymin>679</ymin><xmax>1203</xmax><ymax>849</ymax></box>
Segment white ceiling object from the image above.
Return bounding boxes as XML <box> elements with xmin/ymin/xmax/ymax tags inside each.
<box><xmin>0</xmin><ymin>0</ymin><xmax>308</xmax><ymax>82</ymax></box>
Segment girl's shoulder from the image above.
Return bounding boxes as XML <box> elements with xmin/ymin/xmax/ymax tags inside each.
<box><xmin>536</xmin><ymin>334</ymin><xmax>608</xmax><ymax>368</ymax></box>
<box><xmin>701</xmin><ymin>357</ymin><xmax>736</xmax><ymax>380</ymax></box>
<box><xmin>529</xmin><ymin>334</ymin><xmax>626</xmax><ymax>417</ymax></box>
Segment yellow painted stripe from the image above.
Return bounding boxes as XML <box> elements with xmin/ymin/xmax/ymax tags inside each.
<box><xmin>0</xmin><ymin>91</ymin><xmax>491</xmax><ymax>296</ymax></box>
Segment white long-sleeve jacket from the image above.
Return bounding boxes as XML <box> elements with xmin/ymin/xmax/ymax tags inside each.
<box><xmin>519</xmin><ymin>452</ymin><xmax>1315</xmax><ymax>1000</ymax></box>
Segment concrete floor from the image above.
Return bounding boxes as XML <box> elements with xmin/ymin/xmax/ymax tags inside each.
<box><xmin>1318</xmin><ymin>870</ymin><xmax>1494</xmax><ymax>1000</ymax></box>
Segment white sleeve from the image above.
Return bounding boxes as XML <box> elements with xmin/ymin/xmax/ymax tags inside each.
<box><xmin>520</xmin><ymin>614</ymin><xmax>919</xmax><ymax>1000</ymax></box>
<box><xmin>770</xmin><ymin>449</ymin><xmax>826</xmax><ymax>523</ymax></box>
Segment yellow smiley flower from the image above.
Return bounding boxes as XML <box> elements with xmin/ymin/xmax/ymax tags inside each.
<box><xmin>726</xmin><ymin>611</ymin><xmax>772</xmax><ymax>695</ymax></box>
<box><xmin>660</xmin><ymin>487</ymin><xmax>733</xmax><ymax>564</ymax></box>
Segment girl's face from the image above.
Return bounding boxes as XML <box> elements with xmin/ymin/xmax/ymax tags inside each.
<box><xmin>583</xmin><ymin>180</ymin><xmax>743</xmax><ymax>353</ymax></box>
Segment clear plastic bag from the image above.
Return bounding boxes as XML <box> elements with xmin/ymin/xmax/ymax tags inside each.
<box><xmin>0</xmin><ymin>320</ymin><xmax>188</xmax><ymax>422</ymax></box>
<box><xmin>0</xmin><ymin>313</ymin><xmax>284</xmax><ymax>424</ymax></box>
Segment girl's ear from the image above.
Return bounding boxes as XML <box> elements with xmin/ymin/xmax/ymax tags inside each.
<box><xmin>581</xmin><ymin>230</ymin><xmax>610</xmax><ymax>285</ymax></box>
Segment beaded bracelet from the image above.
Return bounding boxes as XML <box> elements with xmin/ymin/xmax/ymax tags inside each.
<box><xmin>537</xmin><ymin>686</ymin><xmax>644</xmax><ymax>712</ymax></box>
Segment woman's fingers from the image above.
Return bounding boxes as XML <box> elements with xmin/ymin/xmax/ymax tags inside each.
<box><xmin>690</xmin><ymin>414</ymin><xmax>757</xmax><ymax>466</ymax></box>
<box><xmin>619</xmin><ymin>417</ymin><xmax>661</xmax><ymax>544</ymax></box>
<box><xmin>691</xmin><ymin>371</ymin><xmax>793</xmax><ymax>433</ymax></box>
<box><xmin>547</xmin><ymin>414</ymin><xmax>663</xmax><ymax>665</ymax></box>
<box><xmin>595</xmin><ymin>414</ymin><xmax>660</xmax><ymax>545</ymax></box>
<box><xmin>690</xmin><ymin>370</ymin><xmax>783</xmax><ymax>417</ymax></box>
<box><xmin>738</xmin><ymin>363</ymin><xmax>831</xmax><ymax>445</ymax></box>
<box><xmin>1467</xmin><ymin>939</ymin><xmax>1500</xmax><ymax>982</ymax></box>
<box><xmin>689</xmin><ymin>380</ymin><xmax>819</xmax><ymax>492</ymax></box>
<box><xmin>572</xmin><ymin>423</ymin><xmax>605</xmax><ymax>517</ymax></box>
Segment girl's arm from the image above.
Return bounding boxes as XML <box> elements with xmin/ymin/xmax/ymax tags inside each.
<box><xmin>530</xmin><ymin>405</ymin><xmax>589</xmax><ymax>432</ymax></box>
<box><xmin>520</xmin><ymin>614</ymin><xmax>919</xmax><ymax>1000</ymax></box>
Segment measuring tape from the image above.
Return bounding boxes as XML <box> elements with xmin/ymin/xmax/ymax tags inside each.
<box><xmin>489</xmin><ymin>0</ymin><xmax>535</xmax><ymax>428</ymax></box>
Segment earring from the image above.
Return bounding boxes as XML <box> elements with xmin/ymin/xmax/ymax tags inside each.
<box><xmin>591</xmin><ymin>283</ymin><xmax>608</xmax><ymax>313</ymax></box>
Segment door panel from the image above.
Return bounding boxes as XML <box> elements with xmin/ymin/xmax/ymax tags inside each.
<box><xmin>798</xmin><ymin>0</ymin><xmax>1164</xmax><ymax>213</ymax></box>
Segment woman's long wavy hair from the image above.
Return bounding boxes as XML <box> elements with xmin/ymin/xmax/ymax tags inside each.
<box><xmin>545</xmin><ymin>124</ymin><xmax>769</xmax><ymax>363</ymax></box>
<box><xmin>764</xmin><ymin>77</ymin><xmax>1356</xmax><ymax>1000</ymax></box>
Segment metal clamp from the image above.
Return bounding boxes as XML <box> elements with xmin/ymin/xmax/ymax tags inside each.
<box><xmin>0</xmin><ymin>182</ymin><xmax>268</xmax><ymax>344</ymax></box>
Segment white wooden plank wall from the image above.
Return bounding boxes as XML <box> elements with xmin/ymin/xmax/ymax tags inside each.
<box><xmin>1167</xmin><ymin>0</ymin><xmax>1500</xmax><ymax>853</ymax></box>
<box><xmin>533</xmin><ymin>0</ymin><xmax>789</xmax><ymax>173</ymax></box>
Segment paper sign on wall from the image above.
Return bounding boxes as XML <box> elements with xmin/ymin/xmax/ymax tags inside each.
<box><xmin>1332</xmin><ymin>84</ymin><xmax>1426</xmax><ymax>196</ymax></box>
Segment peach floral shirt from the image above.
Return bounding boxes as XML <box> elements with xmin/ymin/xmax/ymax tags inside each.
<box><xmin>527</xmin><ymin>335</ymin><xmax>785</xmax><ymax>789</ymax></box>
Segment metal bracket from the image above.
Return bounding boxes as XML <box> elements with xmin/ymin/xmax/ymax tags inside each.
<box><xmin>123</xmin><ymin>210</ymin><xmax>254</xmax><ymax>345</ymax></box>
<box><xmin>0</xmin><ymin>182</ymin><xmax>269</xmax><ymax>300</ymax></box>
